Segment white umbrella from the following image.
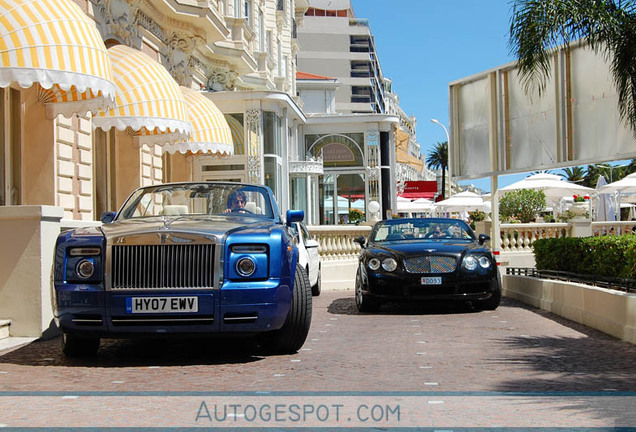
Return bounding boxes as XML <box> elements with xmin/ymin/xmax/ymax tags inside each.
<box><xmin>499</xmin><ymin>173</ymin><xmax>594</xmax><ymax>200</ymax></box>
<box><xmin>597</xmin><ymin>172</ymin><xmax>636</xmax><ymax>194</ymax></box>
<box><xmin>397</xmin><ymin>198</ymin><xmax>434</xmax><ymax>213</ymax></box>
<box><xmin>435</xmin><ymin>191</ymin><xmax>489</xmax><ymax>213</ymax></box>
<box><xmin>594</xmin><ymin>176</ymin><xmax>616</xmax><ymax>222</ymax></box>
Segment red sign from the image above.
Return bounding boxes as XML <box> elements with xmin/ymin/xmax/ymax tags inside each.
<box><xmin>399</xmin><ymin>181</ymin><xmax>438</xmax><ymax>199</ymax></box>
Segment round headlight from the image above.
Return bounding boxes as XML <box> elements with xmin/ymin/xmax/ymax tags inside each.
<box><xmin>368</xmin><ymin>258</ymin><xmax>381</xmax><ymax>271</ymax></box>
<box><xmin>236</xmin><ymin>257</ymin><xmax>256</xmax><ymax>277</ymax></box>
<box><xmin>382</xmin><ymin>258</ymin><xmax>398</xmax><ymax>272</ymax></box>
<box><xmin>76</xmin><ymin>259</ymin><xmax>95</xmax><ymax>279</ymax></box>
<box><xmin>478</xmin><ymin>256</ymin><xmax>491</xmax><ymax>269</ymax></box>
<box><xmin>464</xmin><ymin>256</ymin><xmax>478</xmax><ymax>271</ymax></box>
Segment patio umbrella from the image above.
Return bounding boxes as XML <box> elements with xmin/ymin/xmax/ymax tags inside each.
<box><xmin>594</xmin><ymin>176</ymin><xmax>617</xmax><ymax>222</ymax></box>
<box><xmin>596</xmin><ymin>172</ymin><xmax>636</xmax><ymax>194</ymax></box>
<box><xmin>435</xmin><ymin>191</ymin><xmax>490</xmax><ymax>213</ymax></box>
<box><xmin>499</xmin><ymin>173</ymin><xmax>594</xmax><ymax>200</ymax></box>
<box><xmin>397</xmin><ymin>198</ymin><xmax>434</xmax><ymax>213</ymax></box>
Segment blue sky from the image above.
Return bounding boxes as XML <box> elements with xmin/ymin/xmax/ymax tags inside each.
<box><xmin>350</xmin><ymin>0</ymin><xmax>530</xmax><ymax>192</ymax></box>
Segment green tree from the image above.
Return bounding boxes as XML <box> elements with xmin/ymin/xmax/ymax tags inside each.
<box><xmin>560</xmin><ymin>166</ymin><xmax>587</xmax><ymax>183</ymax></box>
<box><xmin>426</xmin><ymin>141</ymin><xmax>448</xmax><ymax>199</ymax></box>
<box><xmin>499</xmin><ymin>189</ymin><xmax>547</xmax><ymax>223</ymax></box>
<box><xmin>510</xmin><ymin>0</ymin><xmax>636</xmax><ymax>134</ymax></box>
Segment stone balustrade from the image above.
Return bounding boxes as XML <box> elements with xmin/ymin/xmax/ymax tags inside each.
<box><xmin>499</xmin><ymin>223</ymin><xmax>571</xmax><ymax>252</ymax></box>
<box><xmin>306</xmin><ymin>225</ymin><xmax>372</xmax><ymax>261</ymax></box>
<box><xmin>591</xmin><ymin>221</ymin><xmax>636</xmax><ymax>236</ymax></box>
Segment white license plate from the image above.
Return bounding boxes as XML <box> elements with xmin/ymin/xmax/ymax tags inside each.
<box><xmin>126</xmin><ymin>296</ymin><xmax>198</xmax><ymax>313</ymax></box>
<box><xmin>421</xmin><ymin>277</ymin><xmax>442</xmax><ymax>285</ymax></box>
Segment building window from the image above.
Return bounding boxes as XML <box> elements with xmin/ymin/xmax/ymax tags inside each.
<box><xmin>351</xmin><ymin>86</ymin><xmax>373</xmax><ymax>104</ymax></box>
<box><xmin>263</xmin><ymin>112</ymin><xmax>282</xmax><ymax>199</ymax></box>
<box><xmin>351</xmin><ymin>61</ymin><xmax>372</xmax><ymax>78</ymax></box>
<box><xmin>350</xmin><ymin>36</ymin><xmax>371</xmax><ymax>53</ymax></box>
<box><xmin>0</xmin><ymin>87</ymin><xmax>21</xmax><ymax>206</ymax></box>
<box><xmin>259</xmin><ymin>9</ymin><xmax>265</xmax><ymax>51</ymax></box>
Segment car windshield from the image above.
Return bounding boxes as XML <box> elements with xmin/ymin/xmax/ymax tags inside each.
<box><xmin>371</xmin><ymin>218</ymin><xmax>475</xmax><ymax>242</ymax></box>
<box><xmin>116</xmin><ymin>183</ymin><xmax>275</xmax><ymax>221</ymax></box>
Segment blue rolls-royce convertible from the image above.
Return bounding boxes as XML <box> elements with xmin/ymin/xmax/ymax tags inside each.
<box><xmin>53</xmin><ymin>182</ymin><xmax>312</xmax><ymax>356</ymax></box>
<box><xmin>353</xmin><ymin>218</ymin><xmax>501</xmax><ymax>312</ymax></box>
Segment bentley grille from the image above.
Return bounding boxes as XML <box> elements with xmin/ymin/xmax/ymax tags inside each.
<box><xmin>403</xmin><ymin>255</ymin><xmax>457</xmax><ymax>274</ymax></box>
<box><xmin>111</xmin><ymin>244</ymin><xmax>215</xmax><ymax>289</ymax></box>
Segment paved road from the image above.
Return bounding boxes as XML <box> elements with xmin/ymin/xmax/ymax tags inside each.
<box><xmin>0</xmin><ymin>290</ymin><xmax>635</xmax><ymax>428</ymax></box>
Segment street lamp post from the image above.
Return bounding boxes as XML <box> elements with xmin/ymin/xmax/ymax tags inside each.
<box><xmin>430</xmin><ymin>118</ymin><xmax>451</xmax><ymax>199</ymax></box>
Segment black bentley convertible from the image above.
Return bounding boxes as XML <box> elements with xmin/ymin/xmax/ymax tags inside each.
<box><xmin>353</xmin><ymin>218</ymin><xmax>501</xmax><ymax>312</ymax></box>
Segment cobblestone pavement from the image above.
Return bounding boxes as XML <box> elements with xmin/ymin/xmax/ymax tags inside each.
<box><xmin>0</xmin><ymin>291</ymin><xmax>635</xmax><ymax>428</ymax></box>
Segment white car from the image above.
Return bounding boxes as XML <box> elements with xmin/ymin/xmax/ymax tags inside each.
<box><xmin>294</xmin><ymin>222</ymin><xmax>321</xmax><ymax>296</ymax></box>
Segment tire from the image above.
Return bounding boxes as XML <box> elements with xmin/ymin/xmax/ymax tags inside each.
<box><xmin>474</xmin><ymin>270</ymin><xmax>502</xmax><ymax>311</ymax></box>
<box><xmin>311</xmin><ymin>266</ymin><xmax>321</xmax><ymax>297</ymax></box>
<box><xmin>355</xmin><ymin>269</ymin><xmax>380</xmax><ymax>312</ymax></box>
<box><xmin>61</xmin><ymin>332</ymin><xmax>100</xmax><ymax>357</ymax></box>
<box><xmin>261</xmin><ymin>263</ymin><xmax>312</xmax><ymax>354</ymax></box>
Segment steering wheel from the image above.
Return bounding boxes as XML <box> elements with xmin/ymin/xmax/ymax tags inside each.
<box><xmin>230</xmin><ymin>208</ymin><xmax>252</xmax><ymax>214</ymax></box>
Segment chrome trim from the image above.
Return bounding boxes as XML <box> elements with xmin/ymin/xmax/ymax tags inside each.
<box><xmin>403</xmin><ymin>255</ymin><xmax>457</xmax><ymax>274</ymax></box>
<box><xmin>223</xmin><ymin>315</ymin><xmax>258</xmax><ymax>322</ymax></box>
<box><xmin>105</xmin><ymin>232</ymin><xmax>221</xmax><ymax>291</ymax></box>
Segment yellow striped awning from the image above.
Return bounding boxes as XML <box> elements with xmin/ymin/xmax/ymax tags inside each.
<box><xmin>93</xmin><ymin>45</ymin><xmax>191</xmax><ymax>147</ymax></box>
<box><xmin>163</xmin><ymin>87</ymin><xmax>233</xmax><ymax>155</ymax></box>
<box><xmin>0</xmin><ymin>0</ymin><xmax>115</xmax><ymax>117</ymax></box>
<box><xmin>225</xmin><ymin>114</ymin><xmax>245</xmax><ymax>155</ymax></box>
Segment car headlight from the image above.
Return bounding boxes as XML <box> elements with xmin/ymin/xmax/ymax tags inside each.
<box><xmin>236</xmin><ymin>257</ymin><xmax>256</xmax><ymax>277</ymax></box>
<box><xmin>382</xmin><ymin>258</ymin><xmax>398</xmax><ymax>272</ymax></box>
<box><xmin>76</xmin><ymin>259</ymin><xmax>95</xmax><ymax>279</ymax></box>
<box><xmin>368</xmin><ymin>258</ymin><xmax>381</xmax><ymax>271</ymax></box>
<box><xmin>463</xmin><ymin>256</ymin><xmax>478</xmax><ymax>271</ymax></box>
<box><xmin>478</xmin><ymin>256</ymin><xmax>491</xmax><ymax>269</ymax></box>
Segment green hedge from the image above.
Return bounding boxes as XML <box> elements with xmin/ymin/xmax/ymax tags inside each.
<box><xmin>533</xmin><ymin>236</ymin><xmax>636</xmax><ymax>279</ymax></box>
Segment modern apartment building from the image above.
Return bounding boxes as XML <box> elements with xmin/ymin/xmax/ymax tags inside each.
<box><xmin>297</xmin><ymin>0</ymin><xmax>386</xmax><ymax>114</ymax></box>
<box><xmin>296</xmin><ymin>0</ymin><xmax>436</xmax><ymax>204</ymax></box>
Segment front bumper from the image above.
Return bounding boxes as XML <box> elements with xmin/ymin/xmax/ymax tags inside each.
<box><xmin>54</xmin><ymin>280</ymin><xmax>292</xmax><ymax>337</ymax></box>
<box><xmin>362</xmin><ymin>271</ymin><xmax>498</xmax><ymax>302</ymax></box>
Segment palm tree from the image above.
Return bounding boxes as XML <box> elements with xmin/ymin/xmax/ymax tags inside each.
<box><xmin>560</xmin><ymin>166</ymin><xmax>587</xmax><ymax>183</ymax></box>
<box><xmin>426</xmin><ymin>141</ymin><xmax>448</xmax><ymax>199</ymax></box>
<box><xmin>509</xmin><ymin>0</ymin><xmax>636</xmax><ymax>134</ymax></box>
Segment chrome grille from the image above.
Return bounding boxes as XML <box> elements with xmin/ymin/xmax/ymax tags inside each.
<box><xmin>111</xmin><ymin>244</ymin><xmax>215</xmax><ymax>290</ymax></box>
<box><xmin>403</xmin><ymin>255</ymin><xmax>457</xmax><ymax>274</ymax></box>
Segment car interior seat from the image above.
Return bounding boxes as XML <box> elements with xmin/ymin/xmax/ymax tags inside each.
<box><xmin>162</xmin><ymin>205</ymin><xmax>189</xmax><ymax>215</ymax></box>
<box><xmin>244</xmin><ymin>202</ymin><xmax>261</xmax><ymax>214</ymax></box>
<box><xmin>385</xmin><ymin>233</ymin><xmax>406</xmax><ymax>241</ymax></box>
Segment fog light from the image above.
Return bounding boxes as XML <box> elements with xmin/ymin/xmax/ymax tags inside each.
<box><xmin>236</xmin><ymin>257</ymin><xmax>256</xmax><ymax>277</ymax></box>
<box><xmin>76</xmin><ymin>259</ymin><xmax>95</xmax><ymax>279</ymax></box>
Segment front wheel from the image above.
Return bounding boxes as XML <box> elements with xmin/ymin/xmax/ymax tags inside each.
<box><xmin>355</xmin><ymin>269</ymin><xmax>380</xmax><ymax>312</ymax></box>
<box><xmin>260</xmin><ymin>264</ymin><xmax>312</xmax><ymax>354</ymax></box>
<box><xmin>61</xmin><ymin>332</ymin><xmax>100</xmax><ymax>357</ymax></box>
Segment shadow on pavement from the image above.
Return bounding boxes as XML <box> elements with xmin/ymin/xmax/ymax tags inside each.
<box><xmin>327</xmin><ymin>293</ymin><xmax>481</xmax><ymax>316</ymax></box>
<box><xmin>0</xmin><ymin>335</ymin><xmax>269</xmax><ymax>368</ymax></box>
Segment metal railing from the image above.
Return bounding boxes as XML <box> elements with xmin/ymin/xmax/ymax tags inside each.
<box><xmin>506</xmin><ymin>267</ymin><xmax>635</xmax><ymax>293</ymax></box>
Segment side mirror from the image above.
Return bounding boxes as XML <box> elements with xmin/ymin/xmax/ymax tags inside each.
<box><xmin>305</xmin><ymin>239</ymin><xmax>320</xmax><ymax>249</ymax></box>
<box><xmin>286</xmin><ymin>209</ymin><xmax>304</xmax><ymax>226</ymax></box>
<box><xmin>353</xmin><ymin>235</ymin><xmax>366</xmax><ymax>248</ymax></box>
<box><xmin>478</xmin><ymin>233</ymin><xmax>491</xmax><ymax>245</ymax></box>
<box><xmin>100</xmin><ymin>212</ymin><xmax>116</xmax><ymax>224</ymax></box>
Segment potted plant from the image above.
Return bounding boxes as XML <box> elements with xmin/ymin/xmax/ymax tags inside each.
<box><xmin>571</xmin><ymin>195</ymin><xmax>590</xmax><ymax>218</ymax></box>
